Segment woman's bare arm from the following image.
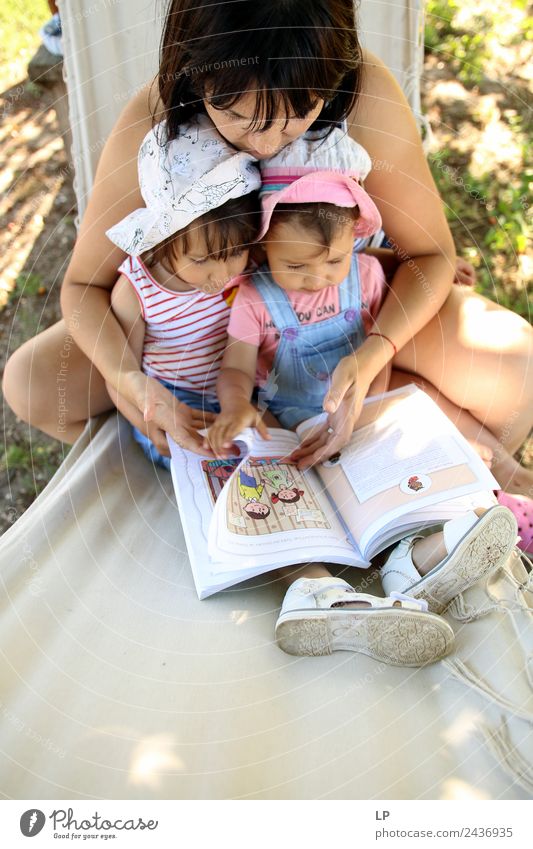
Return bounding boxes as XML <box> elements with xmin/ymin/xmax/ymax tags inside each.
<box><xmin>57</xmin><ymin>84</ymin><xmax>208</xmax><ymax>445</ymax></box>
<box><xmin>109</xmin><ymin>274</ymin><xmax>146</xmax><ymax>365</ymax></box>
<box><xmin>349</xmin><ymin>52</ymin><xmax>456</xmax><ymax>374</ymax></box>
<box><xmin>60</xmin><ymin>83</ymin><xmax>161</xmax><ymax>387</ymax></box>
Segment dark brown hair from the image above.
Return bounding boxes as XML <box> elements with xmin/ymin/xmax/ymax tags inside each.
<box><xmin>143</xmin><ymin>192</ymin><xmax>260</xmax><ymax>268</ymax></box>
<box><xmin>244</xmin><ymin>503</ymin><xmax>271</xmax><ymax>520</ymax></box>
<box><xmin>157</xmin><ymin>0</ymin><xmax>363</xmax><ymax>140</ymax></box>
<box><xmin>268</xmin><ymin>202</ymin><xmax>359</xmax><ymax>247</ymax></box>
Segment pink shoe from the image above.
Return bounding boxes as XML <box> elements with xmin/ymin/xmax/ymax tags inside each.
<box><xmin>497</xmin><ymin>492</ymin><xmax>533</xmax><ymax>554</ymax></box>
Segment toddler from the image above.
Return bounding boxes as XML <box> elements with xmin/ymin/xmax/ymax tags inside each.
<box><xmin>206</xmin><ymin>129</ymin><xmax>517</xmax><ymax>664</ymax></box>
<box><xmin>106</xmin><ymin>115</ymin><xmax>261</xmax><ymax>470</ymax></box>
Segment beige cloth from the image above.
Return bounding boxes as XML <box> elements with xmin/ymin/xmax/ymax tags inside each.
<box><xmin>58</xmin><ymin>0</ymin><xmax>426</xmax><ymax>216</ymax></box>
<box><xmin>1</xmin><ymin>413</ymin><xmax>532</xmax><ymax>799</ymax></box>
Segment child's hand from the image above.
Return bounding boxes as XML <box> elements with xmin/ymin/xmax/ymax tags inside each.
<box><xmin>205</xmin><ymin>402</ymin><xmax>271</xmax><ymax>457</ymax></box>
<box><xmin>454</xmin><ymin>256</ymin><xmax>476</xmax><ymax>287</ymax></box>
<box><xmin>291</xmin><ymin>355</ymin><xmax>370</xmax><ymax>469</ymax></box>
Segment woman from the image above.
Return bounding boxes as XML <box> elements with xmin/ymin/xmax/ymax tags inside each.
<box><xmin>3</xmin><ymin>0</ymin><xmax>532</xmax><ymax>491</ymax></box>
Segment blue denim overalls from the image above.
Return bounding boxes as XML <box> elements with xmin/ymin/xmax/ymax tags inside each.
<box><xmin>252</xmin><ymin>256</ymin><xmax>367</xmax><ymax>428</ymax></box>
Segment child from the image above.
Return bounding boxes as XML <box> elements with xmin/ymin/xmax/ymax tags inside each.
<box><xmin>105</xmin><ymin>115</ymin><xmax>261</xmax><ymax>470</ymax></box>
<box><xmin>206</xmin><ymin>129</ymin><xmax>518</xmax><ymax>664</ymax></box>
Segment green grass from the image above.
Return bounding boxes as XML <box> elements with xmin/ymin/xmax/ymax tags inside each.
<box><xmin>9</xmin><ymin>272</ymin><xmax>43</xmax><ymax>302</ymax></box>
<box><xmin>0</xmin><ymin>1</ymin><xmax>50</xmax><ymax>81</ymax></box>
<box><xmin>425</xmin><ymin>0</ymin><xmax>531</xmax><ymax>85</ymax></box>
<box><xmin>429</xmin><ymin>151</ymin><xmax>531</xmax><ymax>318</ymax></box>
<box><xmin>1</xmin><ymin>444</ymin><xmax>31</xmax><ymax>468</ymax></box>
<box><xmin>1</xmin><ymin>439</ymin><xmax>63</xmax><ymax>490</ymax></box>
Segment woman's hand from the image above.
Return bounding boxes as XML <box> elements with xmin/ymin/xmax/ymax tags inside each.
<box><xmin>291</xmin><ymin>355</ymin><xmax>372</xmax><ymax>469</ymax></box>
<box><xmin>121</xmin><ymin>370</ymin><xmax>216</xmax><ymax>456</ymax></box>
<box><xmin>454</xmin><ymin>256</ymin><xmax>476</xmax><ymax>287</ymax></box>
<box><xmin>205</xmin><ymin>401</ymin><xmax>270</xmax><ymax>458</ymax></box>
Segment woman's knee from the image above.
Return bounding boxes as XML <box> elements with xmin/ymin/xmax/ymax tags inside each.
<box><xmin>2</xmin><ymin>341</ymin><xmax>39</xmax><ymax>424</ymax></box>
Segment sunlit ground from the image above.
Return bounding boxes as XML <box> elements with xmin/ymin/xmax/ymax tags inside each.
<box><xmin>0</xmin><ymin>109</ymin><xmax>63</xmax><ymax>309</ymax></box>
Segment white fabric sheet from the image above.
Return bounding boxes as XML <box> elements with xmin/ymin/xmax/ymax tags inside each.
<box><xmin>1</xmin><ymin>414</ymin><xmax>532</xmax><ymax>799</ymax></box>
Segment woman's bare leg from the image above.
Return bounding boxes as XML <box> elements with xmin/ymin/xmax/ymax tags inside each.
<box><xmin>2</xmin><ymin>320</ymin><xmax>113</xmax><ymax>443</ymax></box>
<box><xmin>392</xmin><ymin>285</ymin><xmax>533</xmax><ymax>460</ymax></box>
<box><xmin>276</xmin><ymin>563</ymin><xmax>334</xmax><ymax>589</ymax></box>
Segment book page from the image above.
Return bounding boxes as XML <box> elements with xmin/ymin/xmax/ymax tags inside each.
<box><xmin>313</xmin><ymin>386</ymin><xmax>499</xmax><ymax>559</ymax></box>
<box><xmin>339</xmin><ymin>422</ymin><xmax>468</xmax><ymax>503</ymax></box>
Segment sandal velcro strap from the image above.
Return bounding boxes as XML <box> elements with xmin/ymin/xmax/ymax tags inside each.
<box><xmin>317</xmin><ymin>586</ymin><xmax>359</xmax><ymax>608</ymax></box>
<box><xmin>380</xmin><ymin>535</ymin><xmax>422</xmax><ymax>596</ymax></box>
<box><xmin>389</xmin><ymin>591</ymin><xmax>429</xmax><ymax>612</ymax></box>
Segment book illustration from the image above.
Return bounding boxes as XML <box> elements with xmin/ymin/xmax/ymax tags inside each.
<box><xmin>201</xmin><ymin>458</ymin><xmax>241</xmax><ymax>504</ymax></box>
<box><xmin>296</xmin><ymin>508</ymin><xmax>327</xmax><ymax>524</ymax></box>
<box><xmin>238</xmin><ymin>469</ymin><xmax>271</xmax><ymax>521</ymax></box>
<box><xmin>260</xmin><ymin>465</ymin><xmax>294</xmax><ymax>490</ymax></box>
<box><xmin>226</xmin><ymin>458</ymin><xmax>331</xmax><ymax>536</ymax></box>
<box><xmin>400</xmin><ymin>474</ymin><xmax>432</xmax><ymax>495</ymax></box>
<box><xmin>259</xmin><ymin>463</ymin><xmax>304</xmax><ymax>505</ymax></box>
<box><xmin>229</xmin><ymin>512</ymin><xmax>247</xmax><ymax>528</ymax></box>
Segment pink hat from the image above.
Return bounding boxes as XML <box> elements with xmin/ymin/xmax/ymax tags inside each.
<box><xmin>258</xmin><ymin>129</ymin><xmax>382</xmax><ymax>240</ymax></box>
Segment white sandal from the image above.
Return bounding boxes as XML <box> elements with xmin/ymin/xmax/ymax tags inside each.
<box><xmin>275</xmin><ymin>577</ymin><xmax>454</xmax><ymax>666</ymax></box>
<box><xmin>381</xmin><ymin>505</ymin><xmax>517</xmax><ymax>614</ymax></box>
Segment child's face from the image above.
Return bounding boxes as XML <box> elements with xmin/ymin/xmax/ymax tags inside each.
<box><xmin>263</xmin><ymin>220</ymin><xmax>355</xmax><ymax>292</ymax></box>
<box><xmin>244</xmin><ymin>502</ymin><xmax>270</xmax><ymax>519</ymax></box>
<box><xmin>170</xmin><ymin>227</ymin><xmax>249</xmax><ymax>294</ymax></box>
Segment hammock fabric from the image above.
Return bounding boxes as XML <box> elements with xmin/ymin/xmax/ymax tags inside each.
<box><xmin>1</xmin><ymin>414</ymin><xmax>532</xmax><ymax>799</ymax></box>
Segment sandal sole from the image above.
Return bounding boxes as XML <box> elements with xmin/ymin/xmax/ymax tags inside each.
<box><xmin>408</xmin><ymin>506</ymin><xmax>517</xmax><ymax>614</ymax></box>
<box><xmin>275</xmin><ymin>608</ymin><xmax>454</xmax><ymax>666</ymax></box>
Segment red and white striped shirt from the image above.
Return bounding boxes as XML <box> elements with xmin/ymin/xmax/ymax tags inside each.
<box><xmin>118</xmin><ymin>255</ymin><xmax>241</xmax><ymax>395</ymax></box>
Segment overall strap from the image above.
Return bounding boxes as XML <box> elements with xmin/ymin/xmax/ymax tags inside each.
<box><xmin>251</xmin><ymin>266</ymin><xmax>298</xmax><ymax>332</ymax></box>
<box><xmin>338</xmin><ymin>253</ymin><xmax>362</xmax><ymax>312</ymax></box>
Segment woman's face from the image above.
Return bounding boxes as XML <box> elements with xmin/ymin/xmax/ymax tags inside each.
<box><xmin>203</xmin><ymin>90</ymin><xmax>324</xmax><ymax>159</ymax></box>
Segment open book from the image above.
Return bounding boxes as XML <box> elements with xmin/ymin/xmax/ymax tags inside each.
<box><xmin>168</xmin><ymin>385</ymin><xmax>499</xmax><ymax>599</ymax></box>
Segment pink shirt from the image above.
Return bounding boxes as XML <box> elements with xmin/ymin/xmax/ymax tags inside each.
<box><xmin>228</xmin><ymin>253</ymin><xmax>387</xmax><ymax>384</ymax></box>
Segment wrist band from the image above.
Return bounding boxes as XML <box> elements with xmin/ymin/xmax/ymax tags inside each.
<box><xmin>367</xmin><ymin>331</ymin><xmax>397</xmax><ymax>356</ymax></box>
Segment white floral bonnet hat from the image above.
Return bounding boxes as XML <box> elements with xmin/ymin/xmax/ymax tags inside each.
<box><xmin>106</xmin><ymin>114</ymin><xmax>261</xmax><ymax>256</ymax></box>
